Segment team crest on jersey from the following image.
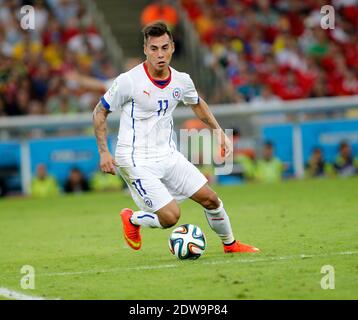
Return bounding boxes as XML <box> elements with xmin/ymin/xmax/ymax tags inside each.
<box><xmin>172</xmin><ymin>88</ymin><xmax>183</xmax><ymax>101</ymax></box>
<box><xmin>144</xmin><ymin>197</ymin><xmax>153</xmax><ymax>208</ymax></box>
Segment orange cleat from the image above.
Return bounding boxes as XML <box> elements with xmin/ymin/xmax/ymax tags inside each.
<box><xmin>120</xmin><ymin>208</ymin><xmax>142</xmax><ymax>250</ymax></box>
<box><xmin>224</xmin><ymin>241</ymin><xmax>260</xmax><ymax>253</ymax></box>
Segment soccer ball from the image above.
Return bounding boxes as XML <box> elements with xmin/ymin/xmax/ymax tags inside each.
<box><xmin>168</xmin><ymin>224</ymin><xmax>206</xmax><ymax>260</ymax></box>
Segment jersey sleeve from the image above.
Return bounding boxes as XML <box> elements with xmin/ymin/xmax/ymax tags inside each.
<box><xmin>103</xmin><ymin>78</ymin><xmax>115</xmax><ymax>91</ymax></box>
<box><xmin>100</xmin><ymin>74</ymin><xmax>132</xmax><ymax>112</ymax></box>
<box><xmin>182</xmin><ymin>74</ymin><xmax>200</xmax><ymax>105</ymax></box>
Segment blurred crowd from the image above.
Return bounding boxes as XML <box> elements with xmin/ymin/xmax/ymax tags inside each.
<box><xmin>30</xmin><ymin>164</ymin><xmax>125</xmax><ymax>198</ymax></box>
<box><xmin>230</xmin><ymin>137</ymin><xmax>358</xmax><ymax>183</ymax></box>
<box><xmin>1</xmin><ymin>0</ymin><xmax>358</xmax><ymax>118</ymax></box>
<box><xmin>0</xmin><ymin>138</ymin><xmax>353</xmax><ymax>198</ymax></box>
<box><xmin>0</xmin><ymin>0</ymin><xmax>117</xmax><ymax>117</ymax></box>
<box><xmin>181</xmin><ymin>0</ymin><xmax>358</xmax><ymax>103</ymax></box>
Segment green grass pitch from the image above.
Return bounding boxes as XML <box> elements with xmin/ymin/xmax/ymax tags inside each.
<box><xmin>0</xmin><ymin>177</ymin><xmax>357</xmax><ymax>300</ymax></box>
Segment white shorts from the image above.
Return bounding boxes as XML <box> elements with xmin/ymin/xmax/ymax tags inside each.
<box><xmin>117</xmin><ymin>151</ymin><xmax>208</xmax><ymax>212</ymax></box>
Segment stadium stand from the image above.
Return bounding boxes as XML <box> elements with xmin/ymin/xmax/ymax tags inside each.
<box><xmin>181</xmin><ymin>0</ymin><xmax>358</xmax><ymax>102</ymax></box>
<box><xmin>0</xmin><ymin>0</ymin><xmax>118</xmax><ymax>117</ymax></box>
<box><xmin>2</xmin><ymin>0</ymin><xmax>357</xmax><ymax>117</ymax></box>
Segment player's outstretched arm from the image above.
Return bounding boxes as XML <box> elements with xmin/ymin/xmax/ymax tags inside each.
<box><xmin>65</xmin><ymin>71</ymin><xmax>107</xmax><ymax>91</ymax></box>
<box><xmin>190</xmin><ymin>98</ymin><xmax>233</xmax><ymax>158</ymax></box>
<box><xmin>92</xmin><ymin>101</ymin><xmax>118</xmax><ymax>175</ymax></box>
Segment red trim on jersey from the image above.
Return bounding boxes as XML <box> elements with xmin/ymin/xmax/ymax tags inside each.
<box><xmin>143</xmin><ymin>62</ymin><xmax>171</xmax><ymax>89</ymax></box>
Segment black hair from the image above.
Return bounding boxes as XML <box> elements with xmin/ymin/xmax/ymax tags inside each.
<box><xmin>142</xmin><ymin>22</ymin><xmax>173</xmax><ymax>44</ymax></box>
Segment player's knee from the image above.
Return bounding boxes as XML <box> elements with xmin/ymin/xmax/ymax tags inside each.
<box><xmin>201</xmin><ymin>191</ymin><xmax>220</xmax><ymax>210</ymax></box>
<box><xmin>159</xmin><ymin>208</ymin><xmax>180</xmax><ymax>228</ymax></box>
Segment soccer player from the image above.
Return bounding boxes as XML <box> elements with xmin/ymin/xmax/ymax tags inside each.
<box><xmin>92</xmin><ymin>22</ymin><xmax>259</xmax><ymax>253</ymax></box>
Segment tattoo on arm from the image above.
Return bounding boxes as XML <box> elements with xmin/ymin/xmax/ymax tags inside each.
<box><xmin>200</xmin><ymin>117</ymin><xmax>210</xmax><ymax>126</ymax></box>
<box><xmin>191</xmin><ymin>98</ymin><xmax>221</xmax><ymax>130</ymax></box>
<box><xmin>93</xmin><ymin>102</ymin><xmax>110</xmax><ymax>154</ymax></box>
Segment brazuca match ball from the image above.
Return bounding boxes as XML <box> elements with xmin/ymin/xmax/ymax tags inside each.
<box><xmin>168</xmin><ymin>224</ymin><xmax>206</xmax><ymax>260</ymax></box>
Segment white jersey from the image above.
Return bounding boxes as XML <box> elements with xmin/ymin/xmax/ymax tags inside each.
<box><xmin>101</xmin><ymin>62</ymin><xmax>199</xmax><ymax>167</ymax></box>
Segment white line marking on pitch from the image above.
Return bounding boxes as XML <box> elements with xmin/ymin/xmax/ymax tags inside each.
<box><xmin>39</xmin><ymin>250</ymin><xmax>357</xmax><ymax>277</ymax></box>
<box><xmin>0</xmin><ymin>287</ymin><xmax>46</xmax><ymax>300</ymax></box>
<box><xmin>1</xmin><ymin>251</ymin><xmax>355</xmax><ymax>299</ymax></box>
